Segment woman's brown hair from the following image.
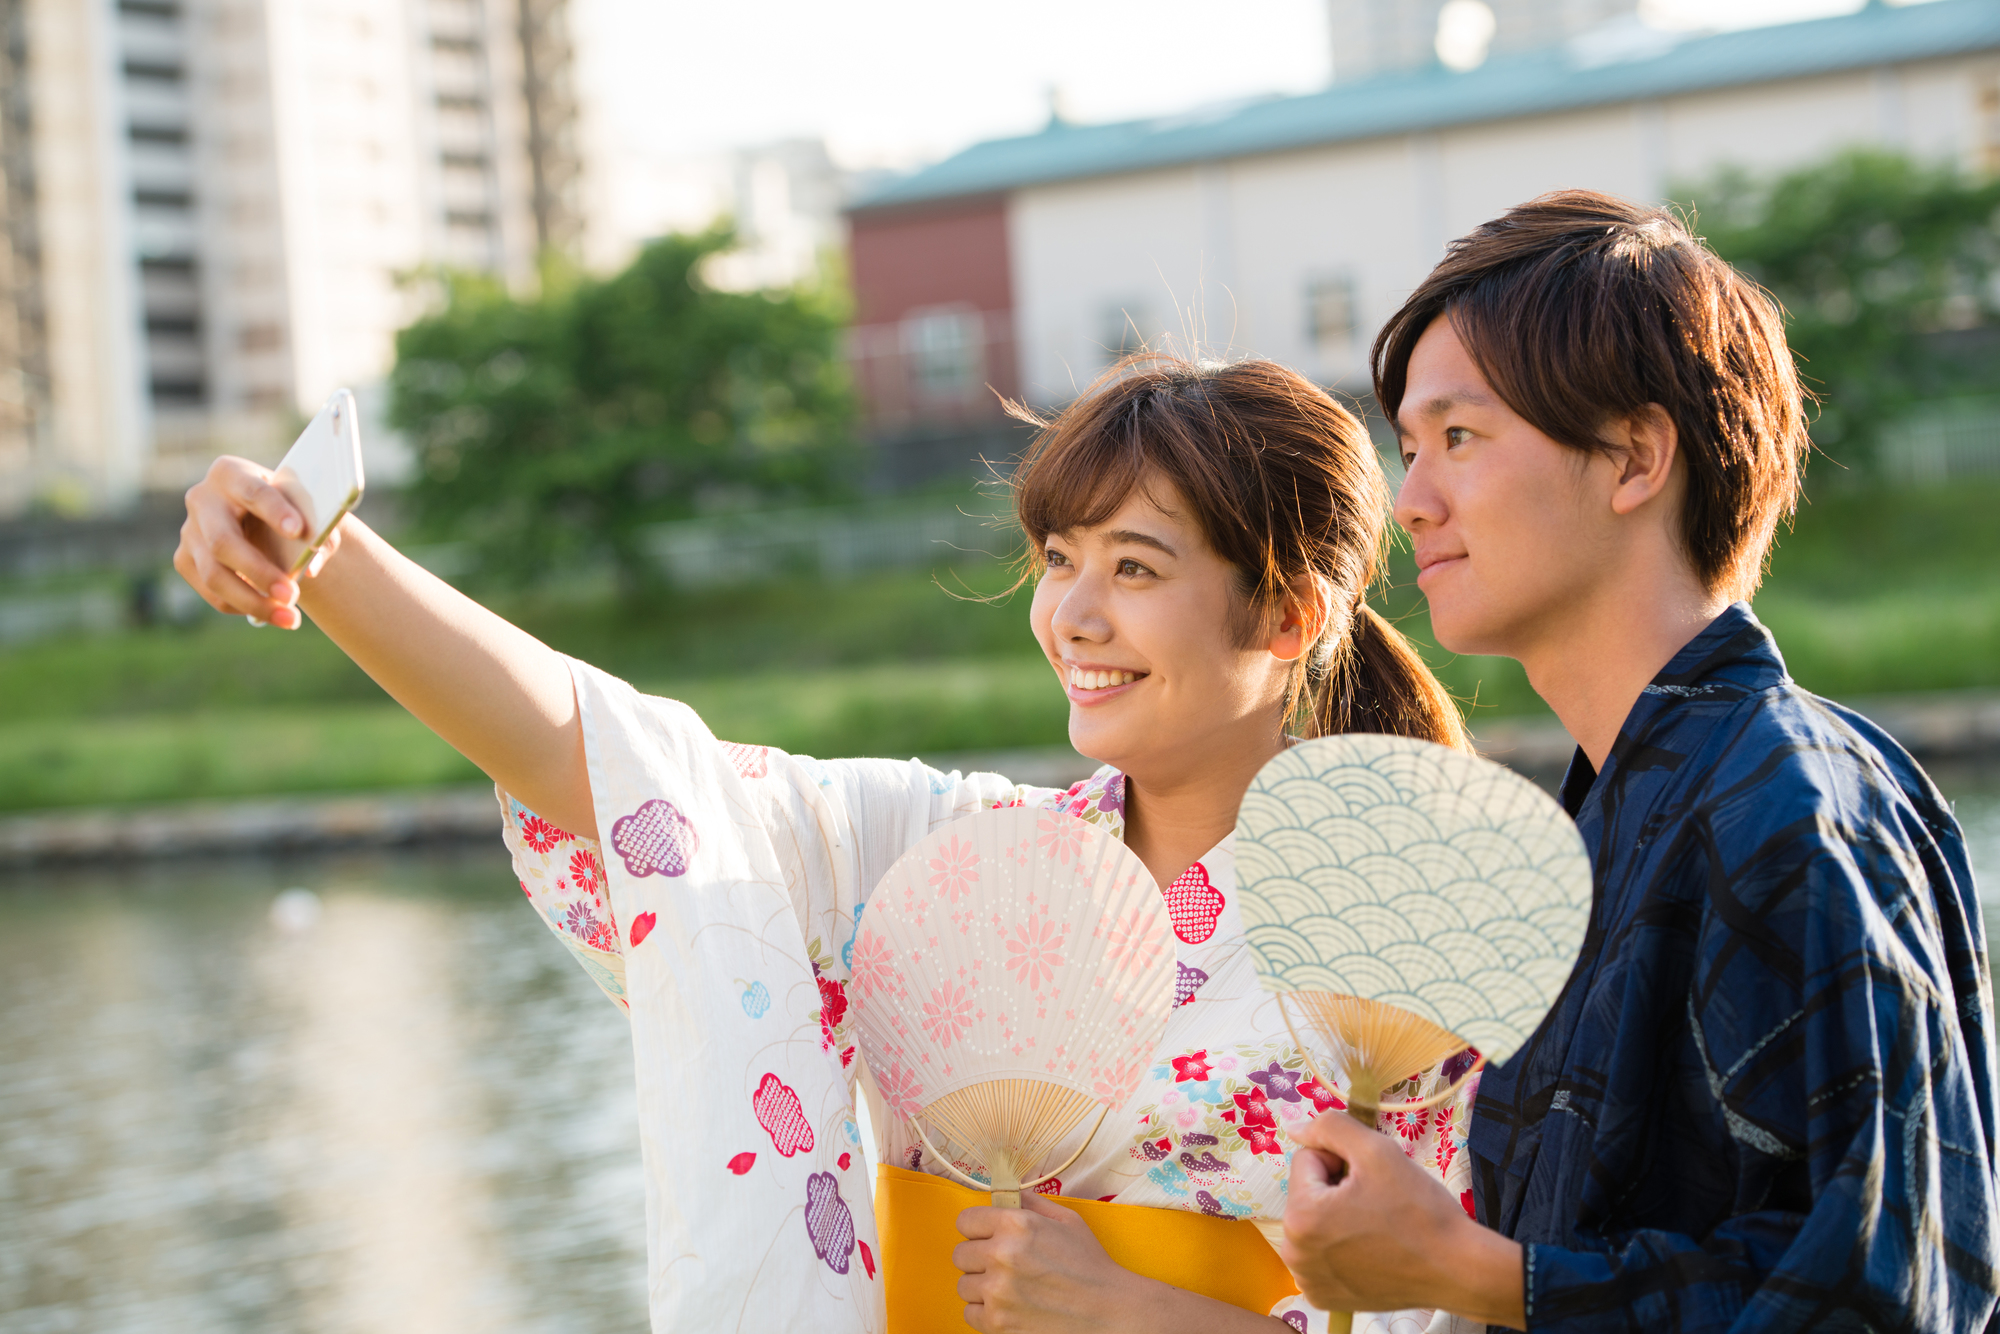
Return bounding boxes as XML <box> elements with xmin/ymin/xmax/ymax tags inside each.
<box><xmin>1009</xmin><ymin>355</ymin><xmax>1468</xmax><ymax>752</ymax></box>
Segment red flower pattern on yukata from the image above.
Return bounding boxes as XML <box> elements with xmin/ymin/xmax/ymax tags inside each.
<box><xmin>817</xmin><ymin>975</ymin><xmax>849</xmax><ymax>1049</ymax></box>
<box><xmin>752</xmin><ymin>1073</ymin><xmax>814</xmax><ymax>1157</ymax></box>
<box><xmin>568</xmin><ymin>848</ymin><xmax>605</xmax><ymax>895</ymax></box>
<box><xmin>562</xmin><ymin>901</ymin><xmax>618</xmax><ymax>952</ymax></box>
<box><xmin>520</xmin><ymin>814</ymin><xmax>566</xmax><ymax>853</ymax></box>
<box><xmin>1433</xmin><ymin>1105</ymin><xmax>1458</xmax><ymax>1174</ymax></box>
<box><xmin>1386</xmin><ymin>1105</ymin><xmax>1430</xmax><ymax>1144</ymax></box>
<box><xmin>1297</xmin><ymin>1076</ymin><xmax>1345</xmax><ymax>1113</ymax></box>
<box><xmin>1162</xmin><ymin>862</ymin><xmax>1225</xmax><ymax>944</ymax></box>
<box><xmin>1242</xmin><ymin>1123</ymin><xmax>1284</xmax><ymax>1156</ymax></box>
<box><xmin>1171</xmin><ymin>1051</ymin><xmax>1214</xmax><ymax>1083</ymax></box>
<box><xmin>1234</xmin><ymin>1087</ymin><xmax>1277</xmax><ymax>1130</ymax></box>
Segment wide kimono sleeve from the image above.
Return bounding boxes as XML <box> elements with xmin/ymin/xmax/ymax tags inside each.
<box><xmin>1521</xmin><ymin>805</ymin><xmax>2000</xmax><ymax>1332</ymax></box>
<box><xmin>496</xmin><ymin>658</ymin><xmax>1042</xmax><ymax>1334</ymax></box>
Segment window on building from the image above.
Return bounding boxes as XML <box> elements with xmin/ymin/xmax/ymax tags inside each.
<box><xmin>239</xmin><ymin>323</ymin><xmax>285</xmax><ymax>353</ymax></box>
<box><xmin>901</xmin><ymin>306</ymin><xmax>986</xmax><ymax>401</ymax></box>
<box><xmin>1305</xmin><ymin>275</ymin><xmax>1358</xmax><ymax>357</ymax></box>
<box><xmin>122</xmin><ymin>59</ymin><xmax>184</xmax><ymax>83</ymax></box>
<box><xmin>150</xmin><ymin>376</ymin><xmax>205</xmax><ymax>406</ymax></box>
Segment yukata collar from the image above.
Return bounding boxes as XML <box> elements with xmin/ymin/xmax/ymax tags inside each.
<box><xmin>1045</xmin><ymin>765</ymin><xmax>1128</xmax><ymax>839</ymax></box>
<box><xmin>1558</xmin><ymin>602</ymin><xmax>1790</xmax><ymax>817</ymax></box>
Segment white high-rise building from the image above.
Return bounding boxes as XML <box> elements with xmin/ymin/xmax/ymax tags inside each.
<box><xmin>0</xmin><ymin>0</ymin><xmax>581</xmax><ymax>515</ymax></box>
<box><xmin>1326</xmin><ymin>0</ymin><xmax>1639</xmax><ymax>80</ymax></box>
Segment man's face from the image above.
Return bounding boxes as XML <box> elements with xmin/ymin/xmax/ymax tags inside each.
<box><xmin>1392</xmin><ymin>317</ymin><xmax>1621</xmax><ymax>660</ymax></box>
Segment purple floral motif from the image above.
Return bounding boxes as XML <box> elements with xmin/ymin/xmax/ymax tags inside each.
<box><xmin>1442</xmin><ymin>1046</ymin><xmax>1482</xmax><ymax>1083</ymax></box>
<box><xmin>1196</xmin><ymin>1190</ymin><xmax>1225</xmax><ymax>1216</ymax></box>
<box><xmin>1180</xmin><ymin>1150</ymin><xmax>1231</xmax><ymax>1174</ymax></box>
<box><xmin>1281</xmin><ymin>1312</ymin><xmax>1310</xmax><ymax>1332</ymax></box>
<box><xmin>1248</xmin><ymin>1060</ymin><xmax>1304</xmax><ymax>1103</ymax></box>
<box><xmin>1181</xmin><ymin>1131</ymin><xmax>1219</xmax><ymax>1147</ymax></box>
<box><xmin>1098</xmin><ymin>773</ymin><xmax>1126</xmax><ymax>818</ymax></box>
<box><xmin>1174</xmin><ymin>961</ymin><xmax>1208</xmax><ymax>1007</ymax></box>
<box><xmin>610</xmin><ymin>798</ymin><xmax>699</xmax><ymax>878</ymax></box>
<box><xmin>904</xmin><ymin>1144</ymin><xmax>923</xmax><ymax>1170</ymax></box>
<box><xmin>804</xmin><ymin>1171</ymin><xmax>855</xmax><ymax>1274</ymax></box>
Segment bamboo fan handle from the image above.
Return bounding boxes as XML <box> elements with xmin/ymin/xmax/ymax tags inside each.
<box><xmin>1276</xmin><ymin>992</ymin><xmax>1487</xmax><ymax>1129</ymax></box>
<box><xmin>909</xmin><ymin>1105</ymin><xmax>1112</xmax><ymax>1209</ymax></box>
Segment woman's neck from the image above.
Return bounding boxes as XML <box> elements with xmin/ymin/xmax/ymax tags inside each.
<box><xmin>1119</xmin><ymin>724</ymin><xmax>1287</xmax><ymax>890</ymax></box>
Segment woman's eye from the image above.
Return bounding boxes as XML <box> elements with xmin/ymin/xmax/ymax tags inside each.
<box><xmin>1044</xmin><ymin>548</ymin><xmax>1070</xmax><ymax>567</ymax></box>
<box><xmin>1116</xmin><ymin>558</ymin><xmax>1149</xmax><ymax>577</ymax></box>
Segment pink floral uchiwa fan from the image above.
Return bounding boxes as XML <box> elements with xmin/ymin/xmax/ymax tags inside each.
<box><xmin>851</xmin><ymin>807</ymin><xmax>1175</xmax><ymax>1208</ymax></box>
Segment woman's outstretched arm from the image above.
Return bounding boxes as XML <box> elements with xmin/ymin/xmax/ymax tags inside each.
<box><xmin>175</xmin><ymin>455</ymin><xmax>597</xmax><ymax>839</ymax></box>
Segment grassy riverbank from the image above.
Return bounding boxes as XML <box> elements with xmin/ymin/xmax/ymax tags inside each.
<box><xmin>2</xmin><ymin>480</ymin><xmax>1995</xmax><ymax>811</ymax></box>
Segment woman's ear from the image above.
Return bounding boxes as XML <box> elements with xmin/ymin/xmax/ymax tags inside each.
<box><xmin>1266</xmin><ymin>575</ymin><xmax>1332</xmax><ymax>664</ymax></box>
<box><xmin>1606</xmin><ymin>404</ymin><xmax>1679</xmax><ymax>518</ymax></box>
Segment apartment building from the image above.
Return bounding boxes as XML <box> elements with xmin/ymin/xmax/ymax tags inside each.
<box><xmin>0</xmin><ymin>0</ymin><xmax>582</xmax><ymax>515</ymax></box>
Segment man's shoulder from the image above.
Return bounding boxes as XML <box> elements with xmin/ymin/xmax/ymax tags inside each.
<box><xmin>1681</xmin><ymin>681</ymin><xmax>1927</xmax><ymax>806</ymax></box>
<box><xmin>1671</xmin><ymin>681</ymin><xmax>1959</xmax><ymax>877</ymax></box>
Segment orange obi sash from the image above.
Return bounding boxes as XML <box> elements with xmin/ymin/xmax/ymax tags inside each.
<box><xmin>875</xmin><ymin>1164</ymin><xmax>1302</xmax><ymax>1331</ymax></box>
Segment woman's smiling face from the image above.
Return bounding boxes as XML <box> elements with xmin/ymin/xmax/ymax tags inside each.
<box><xmin>1028</xmin><ymin>478</ymin><xmax>1298</xmax><ymax>785</ymax></box>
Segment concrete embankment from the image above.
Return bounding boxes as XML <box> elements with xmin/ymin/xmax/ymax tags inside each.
<box><xmin>3</xmin><ymin>692</ymin><xmax>1994</xmax><ymax>869</ymax></box>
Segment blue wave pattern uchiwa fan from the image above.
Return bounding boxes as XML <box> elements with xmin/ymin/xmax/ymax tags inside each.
<box><xmin>1236</xmin><ymin>735</ymin><xmax>1593</xmax><ymax>1128</ymax></box>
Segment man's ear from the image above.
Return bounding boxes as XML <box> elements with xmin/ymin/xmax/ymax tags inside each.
<box><xmin>1267</xmin><ymin>575</ymin><xmax>1333</xmax><ymax>664</ymax></box>
<box><xmin>1606</xmin><ymin>404</ymin><xmax>1679</xmax><ymax>518</ymax></box>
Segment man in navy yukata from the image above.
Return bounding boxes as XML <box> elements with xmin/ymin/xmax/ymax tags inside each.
<box><xmin>1278</xmin><ymin>191</ymin><xmax>2000</xmax><ymax>1332</ymax></box>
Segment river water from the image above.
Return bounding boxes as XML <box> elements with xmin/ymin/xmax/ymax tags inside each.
<box><xmin>4</xmin><ymin>767</ymin><xmax>1998</xmax><ymax>1333</ymax></box>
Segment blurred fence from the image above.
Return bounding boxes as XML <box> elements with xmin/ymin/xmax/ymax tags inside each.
<box><xmin>641</xmin><ymin>505</ymin><xmax>1017</xmax><ymax>587</ymax></box>
<box><xmin>1881</xmin><ymin>398</ymin><xmax>2000</xmax><ymax>484</ymax></box>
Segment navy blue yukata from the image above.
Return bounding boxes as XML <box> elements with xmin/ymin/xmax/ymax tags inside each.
<box><xmin>1468</xmin><ymin>603</ymin><xmax>2000</xmax><ymax>1332</ymax></box>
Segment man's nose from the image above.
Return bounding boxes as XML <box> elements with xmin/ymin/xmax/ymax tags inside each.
<box><xmin>1393</xmin><ymin>451</ymin><xmax>1444</xmax><ymax>534</ymax></box>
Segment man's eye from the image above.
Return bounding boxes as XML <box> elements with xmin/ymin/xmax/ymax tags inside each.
<box><xmin>1045</xmin><ymin>548</ymin><xmax>1069</xmax><ymax>567</ymax></box>
<box><xmin>1401</xmin><ymin>451</ymin><xmax>1416</xmax><ymax>468</ymax></box>
<box><xmin>1445</xmin><ymin>427</ymin><xmax>1472</xmax><ymax>447</ymax></box>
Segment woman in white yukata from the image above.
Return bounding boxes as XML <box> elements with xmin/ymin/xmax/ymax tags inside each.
<box><xmin>176</xmin><ymin>355</ymin><xmax>1487</xmax><ymax>1334</ymax></box>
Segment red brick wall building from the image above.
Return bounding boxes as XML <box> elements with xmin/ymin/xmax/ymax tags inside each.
<box><xmin>845</xmin><ymin>196</ymin><xmax>1018</xmax><ymax>441</ymax></box>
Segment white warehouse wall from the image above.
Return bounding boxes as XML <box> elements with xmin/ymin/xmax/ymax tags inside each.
<box><xmin>1007</xmin><ymin>52</ymin><xmax>1998</xmax><ymax>407</ymax></box>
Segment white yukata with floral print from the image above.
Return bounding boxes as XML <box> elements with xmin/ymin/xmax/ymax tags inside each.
<box><xmin>504</xmin><ymin>659</ymin><xmax>1480</xmax><ymax>1334</ymax></box>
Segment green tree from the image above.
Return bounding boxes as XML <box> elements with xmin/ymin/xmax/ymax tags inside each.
<box><xmin>388</xmin><ymin>227</ymin><xmax>856</xmax><ymax>586</ymax></box>
<box><xmin>1683</xmin><ymin>150</ymin><xmax>2000</xmax><ymax>471</ymax></box>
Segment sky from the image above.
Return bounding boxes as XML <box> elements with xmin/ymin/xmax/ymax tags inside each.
<box><xmin>570</xmin><ymin>0</ymin><xmax>1897</xmax><ymax>172</ymax></box>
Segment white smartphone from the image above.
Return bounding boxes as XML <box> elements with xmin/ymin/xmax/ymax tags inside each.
<box><xmin>247</xmin><ymin>388</ymin><xmax>365</xmax><ymax>625</ymax></box>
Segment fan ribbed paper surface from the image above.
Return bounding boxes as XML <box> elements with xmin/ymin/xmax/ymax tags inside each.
<box><xmin>1236</xmin><ymin>735</ymin><xmax>1592</xmax><ymax>1076</ymax></box>
<box><xmin>852</xmin><ymin>808</ymin><xmax>1174</xmax><ymax>1203</ymax></box>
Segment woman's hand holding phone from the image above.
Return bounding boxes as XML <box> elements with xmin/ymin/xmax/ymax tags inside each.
<box><xmin>175</xmin><ymin>455</ymin><xmax>345</xmax><ymax>630</ymax></box>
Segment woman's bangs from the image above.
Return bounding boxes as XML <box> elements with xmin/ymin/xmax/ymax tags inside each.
<box><xmin>1015</xmin><ymin>420</ymin><xmax>1157</xmax><ymax>550</ymax></box>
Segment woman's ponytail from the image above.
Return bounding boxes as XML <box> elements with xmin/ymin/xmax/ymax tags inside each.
<box><xmin>1309</xmin><ymin>605</ymin><xmax>1469</xmax><ymax>752</ymax></box>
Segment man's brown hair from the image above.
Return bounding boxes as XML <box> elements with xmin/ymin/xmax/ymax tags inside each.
<box><xmin>1371</xmin><ymin>189</ymin><xmax>1810</xmax><ymax>598</ymax></box>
